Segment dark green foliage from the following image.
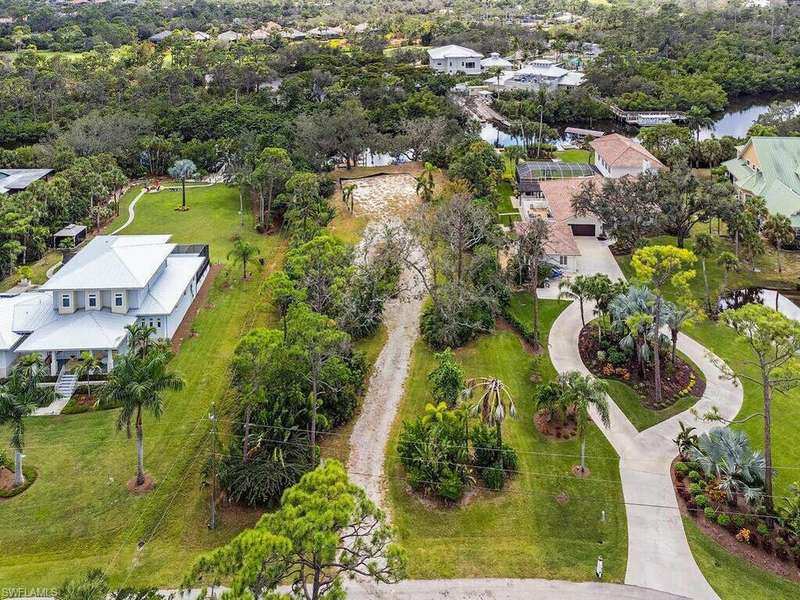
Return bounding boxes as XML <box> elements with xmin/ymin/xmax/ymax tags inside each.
<box><xmin>704</xmin><ymin>506</ymin><xmax>717</xmax><ymax>520</ymax></box>
<box><xmin>471</xmin><ymin>422</ymin><xmax>518</xmax><ymax>490</ymax></box>
<box><xmin>689</xmin><ymin>482</ymin><xmax>703</xmax><ymax>496</ymax></box>
<box><xmin>689</xmin><ymin>470</ymin><xmax>703</xmax><ymax>482</ymax></box>
<box><xmin>695</xmin><ymin>494</ymin><xmax>708</xmax><ymax>508</ymax></box>
<box><xmin>675</xmin><ymin>462</ymin><xmax>690</xmax><ymax>476</ymax></box>
<box><xmin>717</xmin><ymin>513</ymin><xmax>731</xmax><ymax>528</ymax></box>
<box><xmin>427</xmin><ymin>349</ymin><xmax>466</xmax><ymax>407</ymax></box>
<box><xmin>397</xmin><ymin>411</ymin><xmax>470</xmax><ymax>502</ymax></box>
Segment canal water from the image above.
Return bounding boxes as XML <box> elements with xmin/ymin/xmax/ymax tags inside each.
<box><xmin>479</xmin><ymin>95</ymin><xmax>800</xmax><ymax>148</ymax></box>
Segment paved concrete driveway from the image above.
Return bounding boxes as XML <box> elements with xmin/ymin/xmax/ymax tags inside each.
<box><xmin>574</xmin><ymin>236</ymin><xmax>626</xmax><ymax>279</ymax></box>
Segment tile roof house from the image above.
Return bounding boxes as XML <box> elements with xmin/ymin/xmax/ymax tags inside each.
<box><xmin>723</xmin><ymin>136</ymin><xmax>800</xmax><ymax>228</ymax></box>
<box><xmin>427</xmin><ymin>45</ymin><xmax>484</xmax><ymax>75</ymax></box>
<box><xmin>0</xmin><ymin>168</ymin><xmax>53</xmax><ymax>194</ymax></box>
<box><xmin>590</xmin><ymin>134</ymin><xmax>666</xmax><ymax>178</ymax></box>
<box><xmin>0</xmin><ymin>235</ymin><xmax>209</xmax><ymax>378</ymax></box>
<box><xmin>514</xmin><ymin>173</ymin><xmax>604</xmax><ymax>273</ymax></box>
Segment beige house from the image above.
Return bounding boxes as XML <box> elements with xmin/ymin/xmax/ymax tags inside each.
<box><xmin>590</xmin><ymin>134</ymin><xmax>666</xmax><ymax>178</ymax></box>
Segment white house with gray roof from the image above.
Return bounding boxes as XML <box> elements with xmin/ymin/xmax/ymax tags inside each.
<box><xmin>427</xmin><ymin>45</ymin><xmax>484</xmax><ymax>75</ymax></box>
<box><xmin>0</xmin><ymin>235</ymin><xmax>209</xmax><ymax>378</ymax></box>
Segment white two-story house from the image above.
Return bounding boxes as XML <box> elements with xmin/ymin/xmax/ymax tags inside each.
<box><xmin>590</xmin><ymin>134</ymin><xmax>666</xmax><ymax>178</ymax></box>
<box><xmin>0</xmin><ymin>235</ymin><xmax>209</xmax><ymax>377</ymax></box>
<box><xmin>427</xmin><ymin>45</ymin><xmax>484</xmax><ymax>75</ymax></box>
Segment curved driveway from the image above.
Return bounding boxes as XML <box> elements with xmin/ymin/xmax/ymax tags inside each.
<box><xmin>548</xmin><ymin>237</ymin><xmax>743</xmax><ymax>599</ymax></box>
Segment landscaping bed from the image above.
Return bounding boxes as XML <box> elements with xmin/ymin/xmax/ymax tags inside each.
<box><xmin>579</xmin><ymin>322</ymin><xmax>705</xmax><ymax>410</ymax></box>
<box><xmin>0</xmin><ymin>461</ymin><xmax>37</xmax><ymax>499</ymax></box>
<box><xmin>672</xmin><ymin>458</ymin><xmax>800</xmax><ymax>582</ymax></box>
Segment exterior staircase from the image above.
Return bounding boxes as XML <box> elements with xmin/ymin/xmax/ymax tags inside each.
<box><xmin>32</xmin><ymin>367</ymin><xmax>78</xmax><ymax>416</ymax></box>
<box><xmin>55</xmin><ymin>371</ymin><xmax>78</xmax><ymax>400</ymax></box>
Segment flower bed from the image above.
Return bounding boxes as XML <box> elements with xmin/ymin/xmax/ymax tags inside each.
<box><xmin>578</xmin><ymin>322</ymin><xmax>705</xmax><ymax>410</ymax></box>
<box><xmin>672</xmin><ymin>457</ymin><xmax>800</xmax><ymax>581</ymax></box>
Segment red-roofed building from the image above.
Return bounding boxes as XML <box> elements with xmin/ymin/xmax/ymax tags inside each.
<box><xmin>590</xmin><ymin>134</ymin><xmax>666</xmax><ymax>178</ymax></box>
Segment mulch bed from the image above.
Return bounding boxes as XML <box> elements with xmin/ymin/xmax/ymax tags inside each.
<box><xmin>534</xmin><ymin>412</ymin><xmax>577</xmax><ymax>440</ymax></box>
<box><xmin>170</xmin><ymin>264</ymin><xmax>222</xmax><ymax>353</ymax></box>
<box><xmin>127</xmin><ymin>474</ymin><xmax>157</xmax><ymax>494</ymax></box>
<box><xmin>578</xmin><ymin>323</ymin><xmax>705</xmax><ymax>410</ymax></box>
<box><xmin>0</xmin><ymin>467</ymin><xmax>15</xmax><ymax>492</ymax></box>
<box><xmin>671</xmin><ymin>459</ymin><xmax>800</xmax><ymax>582</ymax></box>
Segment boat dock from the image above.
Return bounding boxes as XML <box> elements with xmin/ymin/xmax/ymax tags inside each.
<box><xmin>606</xmin><ymin>103</ymin><xmax>686</xmax><ymax>126</ymax></box>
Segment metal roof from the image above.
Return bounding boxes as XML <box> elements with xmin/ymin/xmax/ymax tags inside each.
<box><xmin>0</xmin><ymin>169</ymin><xmax>53</xmax><ymax>193</ymax></box>
<box><xmin>427</xmin><ymin>45</ymin><xmax>483</xmax><ymax>59</ymax></box>
<box><xmin>53</xmin><ymin>223</ymin><xmax>87</xmax><ymax>238</ymax></box>
<box><xmin>41</xmin><ymin>235</ymin><xmax>174</xmax><ymax>291</ymax></box>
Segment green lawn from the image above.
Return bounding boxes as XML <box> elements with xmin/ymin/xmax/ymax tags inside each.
<box><xmin>0</xmin><ymin>251</ymin><xmax>62</xmax><ymax>292</ymax></box>
<box><xmin>554</xmin><ymin>149</ymin><xmax>592</xmax><ymax>163</ymax></box>
<box><xmin>684</xmin><ymin>517</ymin><xmax>800</xmax><ymax>599</ymax></box>
<box><xmin>615</xmin><ymin>234</ymin><xmax>800</xmax><ymax>594</ymax></box>
<box><xmin>386</xmin><ymin>299</ymin><xmax>628</xmax><ymax>581</ymax></box>
<box><xmin>604</xmin><ymin>378</ymin><xmax>697</xmax><ymax>432</ymax></box>
<box><xmin>0</xmin><ymin>184</ymin><xmax>285</xmax><ymax>588</ymax></box>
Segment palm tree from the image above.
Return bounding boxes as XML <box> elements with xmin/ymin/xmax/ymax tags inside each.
<box><xmin>415</xmin><ymin>162</ymin><xmax>436</xmax><ymax>203</ymax></box>
<box><xmin>227</xmin><ymin>238</ymin><xmax>261</xmax><ymax>279</ymax></box>
<box><xmin>559</xmin><ymin>275</ymin><xmax>592</xmax><ymax>326</ymax></box>
<box><xmin>0</xmin><ymin>372</ymin><xmax>36</xmax><ymax>487</ymax></box>
<box><xmin>693</xmin><ymin>232</ymin><xmax>716</xmax><ymax>313</ymax></box>
<box><xmin>74</xmin><ymin>351</ymin><xmax>103</xmax><ymax>403</ymax></box>
<box><xmin>101</xmin><ymin>350</ymin><xmax>184</xmax><ymax>486</ymax></box>
<box><xmin>558</xmin><ymin>371</ymin><xmax>610</xmax><ymax>474</ymax></box>
<box><xmin>685</xmin><ymin>105</ymin><xmax>714</xmax><ymax>144</ymax></box>
<box><xmin>717</xmin><ymin>251</ymin><xmax>740</xmax><ymax>294</ymax></box>
<box><xmin>663</xmin><ymin>302</ymin><xmax>695</xmax><ymax>365</ymax></box>
<box><xmin>125</xmin><ymin>322</ymin><xmax>157</xmax><ymax>358</ymax></box>
<box><xmin>688</xmin><ymin>427</ymin><xmax>765</xmax><ymax>506</ymax></box>
<box><xmin>14</xmin><ymin>353</ymin><xmax>50</xmax><ymax>403</ymax></box>
<box><xmin>762</xmin><ymin>213</ymin><xmax>796</xmax><ymax>274</ymax></box>
<box><xmin>341</xmin><ymin>183</ymin><xmax>357</xmax><ymax>214</ymax></box>
<box><xmin>505</xmin><ymin>145</ymin><xmax>527</xmax><ymax>167</ymax></box>
<box><xmin>167</xmin><ymin>159</ymin><xmax>198</xmax><ymax>211</ymax></box>
<box><xmin>464</xmin><ymin>377</ymin><xmax>516</xmax><ymax>449</ymax></box>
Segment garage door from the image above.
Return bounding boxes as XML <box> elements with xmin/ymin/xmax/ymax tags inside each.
<box><xmin>570</xmin><ymin>224</ymin><xmax>596</xmax><ymax>236</ymax></box>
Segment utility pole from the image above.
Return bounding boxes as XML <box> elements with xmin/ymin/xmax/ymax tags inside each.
<box><xmin>209</xmin><ymin>402</ymin><xmax>218</xmax><ymax>530</ymax></box>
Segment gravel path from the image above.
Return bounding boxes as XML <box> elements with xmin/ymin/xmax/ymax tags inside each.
<box><xmin>346</xmin><ymin>246</ymin><xmax>424</xmax><ymax>506</ymax></box>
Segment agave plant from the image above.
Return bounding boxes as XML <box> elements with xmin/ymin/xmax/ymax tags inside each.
<box><xmin>688</xmin><ymin>427</ymin><xmax>765</xmax><ymax>506</ymax></box>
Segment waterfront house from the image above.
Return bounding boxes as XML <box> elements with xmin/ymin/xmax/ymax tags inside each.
<box><xmin>590</xmin><ymin>134</ymin><xmax>666</xmax><ymax>178</ymax></box>
<box><xmin>427</xmin><ymin>45</ymin><xmax>484</xmax><ymax>75</ymax></box>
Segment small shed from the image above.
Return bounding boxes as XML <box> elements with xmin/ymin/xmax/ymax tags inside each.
<box><xmin>53</xmin><ymin>224</ymin><xmax>87</xmax><ymax>248</ymax></box>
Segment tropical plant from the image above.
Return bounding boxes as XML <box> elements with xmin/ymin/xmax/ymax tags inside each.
<box><xmin>253</xmin><ymin>147</ymin><xmax>293</xmax><ymax>228</ymax></box>
<box><xmin>227</xmin><ymin>237</ymin><xmax>261</xmax><ymax>279</ymax></box>
<box><xmin>779</xmin><ymin>482</ymin><xmax>800</xmax><ymax>536</ymax></box>
<box><xmin>517</xmin><ymin>218</ymin><xmax>550</xmax><ymax>348</ymax></box>
<box><xmin>55</xmin><ymin>569</ymin><xmax>109</xmax><ymax>600</ymax></box>
<box><xmin>631</xmin><ymin>245</ymin><xmax>697</xmax><ymax>405</ymax></box>
<box><xmin>533</xmin><ymin>382</ymin><xmax>569</xmax><ymax>424</ymax></box>
<box><xmin>0</xmin><ymin>371</ymin><xmax>36</xmax><ymax>487</ymax></box>
<box><xmin>167</xmin><ymin>158</ymin><xmax>198</xmax><ymax>211</ymax></box>
<box><xmin>559</xmin><ymin>274</ymin><xmax>592</xmax><ymax>326</ymax></box>
<box><xmin>464</xmin><ymin>377</ymin><xmax>517</xmax><ymax>449</ymax></box>
<box><xmin>721</xmin><ymin>304</ymin><xmax>800</xmax><ymax>513</ymax></box>
<box><xmin>266</xmin><ymin>271</ymin><xmax>306</xmax><ymax>341</ymax></box>
<box><xmin>717</xmin><ymin>251</ymin><xmax>739</xmax><ymax>294</ymax></box>
<box><xmin>673</xmin><ymin>421</ymin><xmax>699</xmax><ymax>458</ymax></box>
<box><xmin>687</xmin><ymin>427</ymin><xmax>765</xmax><ymax>506</ymax></box>
<box><xmin>74</xmin><ymin>351</ymin><xmax>103</xmax><ymax>403</ymax></box>
<box><xmin>427</xmin><ymin>349</ymin><xmax>465</xmax><ymax>407</ymax></box>
<box><xmin>762</xmin><ymin>213</ymin><xmax>795</xmax><ymax>273</ymax></box>
<box><xmin>341</xmin><ymin>183</ymin><xmax>357</xmax><ymax>213</ymax></box>
<box><xmin>558</xmin><ymin>371</ymin><xmax>610</xmax><ymax>474</ymax></box>
<box><xmin>663</xmin><ymin>302</ymin><xmax>696</xmax><ymax>365</ymax></box>
<box><xmin>125</xmin><ymin>322</ymin><xmax>158</xmax><ymax>358</ymax></box>
<box><xmin>693</xmin><ymin>232</ymin><xmax>716</xmax><ymax>313</ymax></box>
<box><xmin>101</xmin><ymin>349</ymin><xmax>185</xmax><ymax>486</ymax></box>
<box><xmin>13</xmin><ymin>353</ymin><xmax>52</xmax><ymax>406</ymax></box>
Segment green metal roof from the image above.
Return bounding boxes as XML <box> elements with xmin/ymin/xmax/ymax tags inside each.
<box><xmin>723</xmin><ymin>137</ymin><xmax>800</xmax><ymax>227</ymax></box>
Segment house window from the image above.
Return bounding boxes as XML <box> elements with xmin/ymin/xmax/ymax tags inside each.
<box><xmin>157</xmin><ymin>319</ymin><xmax>162</xmax><ymax>328</ymax></box>
<box><xmin>559</xmin><ymin>255</ymin><xmax>568</xmax><ymax>266</ymax></box>
<box><xmin>87</xmin><ymin>293</ymin><xmax>97</xmax><ymax>308</ymax></box>
<box><xmin>465</xmin><ymin>61</ymin><xmax>475</xmax><ymax>69</ymax></box>
<box><xmin>61</xmin><ymin>294</ymin><xmax>70</xmax><ymax>308</ymax></box>
<box><xmin>114</xmin><ymin>293</ymin><xmax>124</xmax><ymax>307</ymax></box>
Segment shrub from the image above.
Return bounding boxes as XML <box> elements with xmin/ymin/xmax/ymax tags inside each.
<box><xmin>694</xmin><ymin>494</ymin><xmax>708</xmax><ymax>508</ymax></box>
<box><xmin>595</xmin><ymin>350</ymin><xmax>607</xmax><ymax>363</ymax></box>
<box><xmin>757</xmin><ymin>522</ymin><xmax>770</xmax><ymax>537</ymax></box>
<box><xmin>736</xmin><ymin>528</ymin><xmax>751</xmax><ymax>543</ymax></box>
<box><xmin>606</xmin><ymin>347</ymin><xmax>629</xmax><ymax>368</ymax></box>
<box><xmin>733</xmin><ymin>515</ymin><xmax>746</xmax><ymax>529</ymax></box>
<box><xmin>689</xmin><ymin>482</ymin><xmax>703</xmax><ymax>496</ymax></box>
<box><xmin>704</xmin><ymin>506</ymin><xmax>717</xmax><ymax>520</ymax></box>
<box><xmin>483</xmin><ymin>466</ymin><xmax>505</xmax><ymax>491</ymax></box>
<box><xmin>437</xmin><ymin>469</ymin><xmax>466</xmax><ymax>502</ymax></box>
<box><xmin>674</xmin><ymin>462</ymin><xmax>689</xmax><ymax>479</ymax></box>
<box><xmin>688</xmin><ymin>470</ymin><xmax>702</xmax><ymax>483</ymax></box>
<box><xmin>421</xmin><ymin>299</ymin><xmax>492</xmax><ymax>350</ymax></box>
<box><xmin>717</xmin><ymin>513</ymin><xmax>731</xmax><ymax>529</ymax></box>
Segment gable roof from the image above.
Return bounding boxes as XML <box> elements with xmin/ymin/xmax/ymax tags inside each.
<box><xmin>590</xmin><ymin>134</ymin><xmax>666</xmax><ymax>170</ymax></box>
<box><xmin>723</xmin><ymin>136</ymin><xmax>800</xmax><ymax>226</ymax></box>
<box><xmin>41</xmin><ymin>235</ymin><xmax>174</xmax><ymax>291</ymax></box>
<box><xmin>427</xmin><ymin>45</ymin><xmax>483</xmax><ymax>59</ymax></box>
<box><xmin>0</xmin><ymin>292</ymin><xmax>55</xmax><ymax>351</ymax></box>
<box><xmin>16</xmin><ymin>309</ymin><xmax>136</xmax><ymax>353</ymax></box>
